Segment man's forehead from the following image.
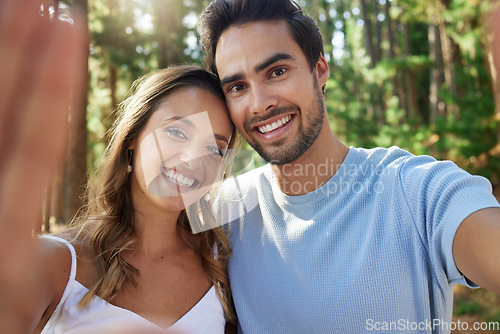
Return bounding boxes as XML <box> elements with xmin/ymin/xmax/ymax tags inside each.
<box><xmin>215</xmin><ymin>20</ymin><xmax>294</xmax><ymax>75</ymax></box>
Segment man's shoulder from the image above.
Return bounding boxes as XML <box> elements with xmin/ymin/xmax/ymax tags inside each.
<box><xmin>350</xmin><ymin>146</ymin><xmax>413</xmax><ymax>164</ymax></box>
<box><xmin>352</xmin><ymin>146</ymin><xmax>485</xmax><ymax>199</ymax></box>
<box><xmin>345</xmin><ymin>146</ymin><xmax>415</xmax><ymax>177</ymax></box>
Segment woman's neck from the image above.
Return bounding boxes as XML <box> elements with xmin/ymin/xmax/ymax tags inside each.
<box><xmin>132</xmin><ymin>209</ymin><xmax>190</xmax><ymax>261</ymax></box>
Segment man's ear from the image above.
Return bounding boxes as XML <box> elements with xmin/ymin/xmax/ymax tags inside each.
<box><xmin>315</xmin><ymin>54</ymin><xmax>330</xmax><ymax>87</ymax></box>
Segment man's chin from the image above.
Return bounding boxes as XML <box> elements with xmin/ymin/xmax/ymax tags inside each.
<box><xmin>247</xmin><ymin>139</ymin><xmax>297</xmax><ymax>165</ymax></box>
<box><xmin>258</xmin><ymin>148</ymin><xmax>302</xmax><ymax>165</ymax></box>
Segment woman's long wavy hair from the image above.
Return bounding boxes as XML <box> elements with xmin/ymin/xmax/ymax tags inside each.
<box><xmin>66</xmin><ymin>65</ymin><xmax>238</xmax><ymax>322</ymax></box>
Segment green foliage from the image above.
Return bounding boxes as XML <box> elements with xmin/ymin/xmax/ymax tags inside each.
<box><xmin>315</xmin><ymin>0</ymin><xmax>499</xmax><ymax>188</ymax></box>
<box><xmin>453</xmin><ymin>288</ymin><xmax>500</xmax><ymax>327</ymax></box>
<box><xmin>454</xmin><ymin>297</ymin><xmax>481</xmax><ymax>316</ymax></box>
<box><xmin>83</xmin><ymin>0</ymin><xmax>499</xmax><ymax>185</ymax></box>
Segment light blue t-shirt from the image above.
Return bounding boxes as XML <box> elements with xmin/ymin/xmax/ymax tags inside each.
<box><xmin>216</xmin><ymin>146</ymin><xmax>500</xmax><ymax>334</ymax></box>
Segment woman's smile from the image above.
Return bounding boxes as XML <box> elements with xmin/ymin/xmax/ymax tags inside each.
<box><xmin>161</xmin><ymin>166</ymin><xmax>200</xmax><ymax>191</ymax></box>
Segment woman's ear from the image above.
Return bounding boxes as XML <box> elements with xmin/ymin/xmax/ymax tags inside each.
<box><xmin>127</xmin><ymin>140</ymin><xmax>136</xmax><ymax>151</ymax></box>
<box><xmin>315</xmin><ymin>54</ymin><xmax>330</xmax><ymax>87</ymax></box>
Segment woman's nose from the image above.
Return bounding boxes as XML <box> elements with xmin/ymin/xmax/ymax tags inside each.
<box><xmin>179</xmin><ymin>144</ymin><xmax>205</xmax><ymax>168</ymax></box>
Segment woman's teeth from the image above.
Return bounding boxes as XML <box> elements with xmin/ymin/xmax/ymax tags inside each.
<box><xmin>164</xmin><ymin>169</ymin><xmax>195</xmax><ymax>187</ymax></box>
<box><xmin>258</xmin><ymin>115</ymin><xmax>292</xmax><ymax>134</ymax></box>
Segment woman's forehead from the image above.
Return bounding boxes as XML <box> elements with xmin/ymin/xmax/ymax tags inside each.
<box><xmin>150</xmin><ymin>87</ymin><xmax>232</xmax><ymax>138</ymax></box>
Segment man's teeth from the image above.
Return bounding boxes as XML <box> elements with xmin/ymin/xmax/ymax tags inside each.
<box><xmin>165</xmin><ymin>170</ymin><xmax>195</xmax><ymax>187</ymax></box>
<box><xmin>258</xmin><ymin>115</ymin><xmax>292</xmax><ymax>134</ymax></box>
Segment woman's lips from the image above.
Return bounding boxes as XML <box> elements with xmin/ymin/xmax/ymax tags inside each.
<box><xmin>160</xmin><ymin>167</ymin><xmax>200</xmax><ymax>190</ymax></box>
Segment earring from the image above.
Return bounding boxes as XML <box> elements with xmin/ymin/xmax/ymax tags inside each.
<box><xmin>127</xmin><ymin>150</ymin><xmax>133</xmax><ymax>173</ymax></box>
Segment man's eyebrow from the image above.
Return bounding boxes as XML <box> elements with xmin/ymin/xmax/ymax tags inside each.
<box><xmin>220</xmin><ymin>74</ymin><xmax>244</xmax><ymax>88</ymax></box>
<box><xmin>255</xmin><ymin>53</ymin><xmax>293</xmax><ymax>73</ymax></box>
<box><xmin>219</xmin><ymin>53</ymin><xmax>294</xmax><ymax>88</ymax></box>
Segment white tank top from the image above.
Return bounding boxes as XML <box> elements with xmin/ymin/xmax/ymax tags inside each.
<box><xmin>41</xmin><ymin>236</ymin><xmax>225</xmax><ymax>334</ymax></box>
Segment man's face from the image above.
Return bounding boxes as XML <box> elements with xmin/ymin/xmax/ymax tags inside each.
<box><xmin>215</xmin><ymin>20</ymin><xmax>329</xmax><ymax>165</ymax></box>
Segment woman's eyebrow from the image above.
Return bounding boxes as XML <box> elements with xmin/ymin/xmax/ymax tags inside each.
<box><xmin>214</xmin><ymin>134</ymin><xmax>229</xmax><ymax>144</ymax></box>
<box><xmin>163</xmin><ymin>115</ymin><xmax>228</xmax><ymax>143</ymax></box>
<box><xmin>162</xmin><ymin>116</ymin><xmax>195</xmax><ymax>128</ymax></box>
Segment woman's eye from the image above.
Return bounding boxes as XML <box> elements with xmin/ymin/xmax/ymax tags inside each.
<box><xmin>206</xmin><ymin>145</ymin><xmax>224</xmax><ymax>157</ymax></box>
<box><xmin>165</xmin><ymin>127</ymin><xmax>188</xmax><ymax>139</ymax></box>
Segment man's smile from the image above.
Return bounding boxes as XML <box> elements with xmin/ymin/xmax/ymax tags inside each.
<box><xmin>256</xmin><ymin>114</ymin><xmax>293</xmax><ymax>134</ymax></box>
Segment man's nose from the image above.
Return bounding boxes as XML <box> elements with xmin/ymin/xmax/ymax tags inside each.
<box><xmin>248</xmin><ymin>84</ymin><xmax>278</xmax><ymax>116</ymax></box>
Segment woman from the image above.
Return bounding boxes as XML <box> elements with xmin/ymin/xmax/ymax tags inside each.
<box><xmin>1</xmin><ymin>3</ymin><xmax>237</xmax><ymax>333</ymax></box>
<box><xmin>34</xmin><ymin>66</ymin><xmax>238</xmax><ymax>333</ymax></box>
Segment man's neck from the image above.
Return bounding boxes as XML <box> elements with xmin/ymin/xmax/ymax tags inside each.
<box><xmin>270</xmin><ymin>131</ymin><xmax>349</xmax><ymax>196</ymax></box>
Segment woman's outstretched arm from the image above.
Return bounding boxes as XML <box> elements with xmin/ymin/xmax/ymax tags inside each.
<box><xmin>0</xmin><ymin>0</ymin><xmax>87</xmax><ymax>331</ymax></box>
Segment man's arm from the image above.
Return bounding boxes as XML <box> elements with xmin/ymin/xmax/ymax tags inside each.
<box><xmin>453</xmin><ymin>207</ymin><xmax>500</xmax><ymax>293</ymax></box>
<box><xmin>453</xmin><ymin>2</ymin><xmax>500</xmax><ymax>295</ymax></box>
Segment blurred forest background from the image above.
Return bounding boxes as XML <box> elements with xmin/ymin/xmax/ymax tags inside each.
<box><xmin>40</xmin><ymin>0</ymin><xmax>499</xmax><ymax>330</ymax></box>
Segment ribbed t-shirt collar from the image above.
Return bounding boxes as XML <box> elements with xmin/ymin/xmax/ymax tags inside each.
<box><xmin>267</xmin><ymin>147</ymin><xmax>358</xmax><ymax>207</ymax></box>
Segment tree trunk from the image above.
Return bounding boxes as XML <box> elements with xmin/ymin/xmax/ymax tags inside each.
<box><xmin>403</xmin><ymin>23</ymin><xmax>418</xmax><ymax>123</ymax></box>
<box><xmin>109</xmin><ymin>65</ymin><xmax>118</xmax><ymax>114</ymax></box>
<box><xmin>323</xmin><ymin>0</ymin><xmax>335</xmax><ymax>65</ymax></box>
<box><xmin>337</xmin><ymin>0</ymin><xmax>348</xmax><ymax>52</ymax></box>
<box><xmin>384</xmin><ymin>1</ymin><xmax>406</xmax><ymax>118</ymax></box>
<box><xmin>154</xmin><ymin>0</ymin><xmax>186</xmax><ymax>68</ymax></box>
<box><xmin>438</xmin><ymin>18</ymin><xmax>458</xmax><ymax>116</ymax></box>
<box><xmin>429</xmin><ymin>23</ymin><xmax>444</xmax><ymax>124</ymax></box>
<box><xmin>489</xmin><ymin>7</ymin><xmax>500</xmax><ymax>157</ymax></box>
<box><xmin>51</xmin><ymin>174</ymin><xmax>64</xmax><ymax>224</ymax></box>
<box><xmin>63</xmin><ymin>106</ymin><xmax>88</xmax><ymax>223</ymax></box>
<box><xmin>360</xmin><ymin>0</ymin><xmax>376</xmax><ymax>68</ymax></box>
<box><xmin>385</xmin><ymin>0</ymin><xmax>395</xmax><ymax>59</ymax></box>
<box><xmin>38</xmin><ymin>0</ymin><xmax>58</xmax><ymax>232</ymax></box>
<box><xmin>62</xmin><ymin>0</ymin><xmax>89</xmax><ymax>223</ymax></box>
<box><xmin>372</xmin><ymin>0</ymin><xmax>382</xmax><ymax>63</ymax></box>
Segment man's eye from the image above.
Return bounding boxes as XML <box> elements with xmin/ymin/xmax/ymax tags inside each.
<box><xmin>229</xmin><ymin>84</ymin><xmax>244</xmax><ymax>93</ymax></box>
<box><xmin>165</xmin><ymin>127</ymin><xmax>188</xmax><ymax>139</ymax></box>
<box><xmin>271</xmin><ymin>68</ymin><xmax>286</xmax><ymax>78</ymax></box>
<box><xmin>206</xmin><ymin>145</ymin><xmax>224</xmax><ymax>157</ymax></box>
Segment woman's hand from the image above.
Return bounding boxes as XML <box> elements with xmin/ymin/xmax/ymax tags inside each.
<box><xmin>0</xmin><ymin>0</ymin><xmax>87</xmax><ymax>331</ymax></box>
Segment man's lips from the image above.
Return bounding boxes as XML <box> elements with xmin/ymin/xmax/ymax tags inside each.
<box><xmin>255</xmin><ymin>114</ymin><xmax>293</xmax><ymax>134</ymax></box>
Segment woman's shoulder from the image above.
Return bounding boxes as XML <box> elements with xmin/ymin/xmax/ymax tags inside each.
<box><xmin>36</xmin><ymin>235</ymin><xmax>74</xmax><ymax>284</ymax></box>
<box><xmin>37</xmin><ymin>233</ymin><xmax>98</xmax><ymax>289</ymax></box>
<box><xmin>33</xmin><ymin>236</ymin><xmax>75</xmax><ymax>330</ymax></box>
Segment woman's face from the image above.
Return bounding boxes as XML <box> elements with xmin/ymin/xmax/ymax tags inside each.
<box><xmin>130</xmin><ymin>86</ymin><xmax>233</xmax><ymax>212</ymax></box>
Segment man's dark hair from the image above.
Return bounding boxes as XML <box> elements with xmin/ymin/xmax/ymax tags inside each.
<box><xmin>198</xmin><ymin>0</ymin><xmax>324</xmax><ymax>76</ymax></box>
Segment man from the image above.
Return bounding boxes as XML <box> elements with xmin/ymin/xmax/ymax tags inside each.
<box><xmin>198</xmin><ymin>0</ymin><xmax>500</xmax><ymax>333</ymax></box>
